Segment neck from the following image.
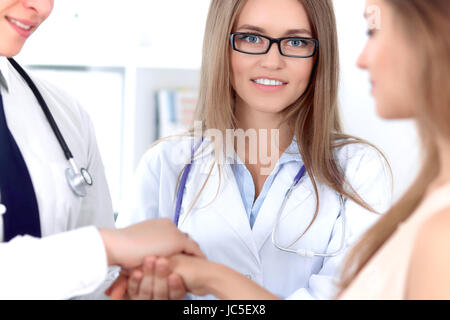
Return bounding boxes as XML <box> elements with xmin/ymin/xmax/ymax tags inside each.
<box><xmin>234</xmin><ymin>99</ymin><xmax>293</xmax><ymax>175</ymax></box>
<box><xmin>234</xmin><ymin>100</ymin><xmax>293</xmax><ymax>150</ymax></box>
<box><xmin>429</xmin><ymin>135</ymin><xmax>450</xmax><ymax>192</ymax></box>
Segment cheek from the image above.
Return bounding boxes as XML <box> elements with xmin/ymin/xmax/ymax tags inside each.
<box><xmin>231</xmin><ymin>53</ymin><xmax>248</xmax><ymax>83</ymax></box>
<box><xmin>372</xmin><ymin>41</ymin><xmax>417</xmax><ymax>119</ymax></box>
<box><xmin>289</xmin><ymin>60</ymin><xmax>314</xmax><ymax>94</ymax></box>
<box><xmin>0</xmin><ymin>23</ymin><xmax>26</xmax><ymax>56</ymax></box>
<box><xmin>230</xmin><ymin>53</ymin><xmax>255</xmax><ymax>96</ymax></box>
<box><xmin>43</xmin><ymin>0</ymin><xmax>54</xmax><ymax>20</ymax></box>
<box><xmin>36</xmin><ymin>0</ymin><xmax>54</xmax><ymax>18</ymax></box>
<box><xmin>0</xmin><ymin>0</ymin><xmax>17</xmax><ymax>12</ymax></box>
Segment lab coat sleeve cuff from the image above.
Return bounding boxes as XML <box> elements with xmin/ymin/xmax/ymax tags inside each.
<box><xmin>0</xmin><ymin>226</ymin><xmax>108</xmax><ymax>299</ymax></box>
<box><xmin>34</xmin><ymin>226</ymin><xmax>109</xmax><ymax>299</ymax></box>
<box><xmin>65</xmin><ymin>226</ymin><xmax>109</xmax><ymax>297</ymax></box>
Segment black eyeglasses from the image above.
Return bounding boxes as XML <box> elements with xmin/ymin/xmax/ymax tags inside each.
<box><xmin>230</xmin><ymin>33</ymin><xmax>318</xmax><ymax>58</ymax></box>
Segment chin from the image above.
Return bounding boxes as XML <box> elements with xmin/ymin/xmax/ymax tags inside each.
<box><xmin>375</xmin><ymin>103</ymin><xmax>413</xmax><ymax>120</ymax></box>
<box><xmin>248</xmin><ymin>98</ymin><xmax>289</xmax><ymax>113</ymax></box>
<box><xmin>375</xmin><ymin>104</ymin><xmax>396</xmax><ymax>119</ymax></box>
<box><xmin>254</xmin><ymin>104</ymin><xmax>287</xmax><ymax>114</ymax></box>
<box><xmin>1</xmin><ymin>35</ymin><xmax>26</xmax><ymax>57</ymax></box>
<box><xmin>1</xmin><ymin>46</ymin><xmax>23</xmax><ymax>58</ymax></box>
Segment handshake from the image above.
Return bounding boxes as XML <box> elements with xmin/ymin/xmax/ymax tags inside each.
<box><xmin>99</xmin><ymin>218</ymin><xmax>211</xmax><ymax>300</ymax></box>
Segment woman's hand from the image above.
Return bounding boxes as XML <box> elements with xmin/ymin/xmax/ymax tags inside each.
<box><xmin>166</xmin><ymin>254</ymin><xmax>215</xmax><ymax>297</ymax></box>
<box><xmin>105</xmin><ymin>256</ymin><xmax>188</xmax><ymax>300</ymax></box>
<box><xmin>106</xmin><ymin>253</ymin><xmax>278</xmax><ymax>300</ymax></box>
<box><xmin>127</xmin><ymin>256</ymin><xmax>187</xmax><ymax>300</ymax></box>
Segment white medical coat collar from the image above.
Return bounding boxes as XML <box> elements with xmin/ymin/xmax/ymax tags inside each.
<box><xmin>0</xmin><ymin>57</ymin><xmax>10</xmax><ymax>92</ymax></box>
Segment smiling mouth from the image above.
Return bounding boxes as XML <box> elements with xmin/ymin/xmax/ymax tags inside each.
<box><xmin>252</xmin><ymin>78</ymin><xmax>288</xmax><ymax>86</ymax></box>
<box><xmin>6</xmin><ymin>16</ymin><xmax>35</xmax><ymax>31</ymax></box>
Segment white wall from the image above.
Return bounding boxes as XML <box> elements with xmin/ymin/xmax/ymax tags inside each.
<box><xmin>334</xmin><ymin>0</ymin><xmax>420</xmax><ymax>201</ymax></box>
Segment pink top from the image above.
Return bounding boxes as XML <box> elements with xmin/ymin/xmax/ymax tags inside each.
<box><xmin>340</xmin><ymin>183</ymin><xmax>450</xmax><ymax>300</ymax></box>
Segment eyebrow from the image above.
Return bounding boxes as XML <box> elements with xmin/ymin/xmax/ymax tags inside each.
<box><xmin>236</xmin><ymin>24</ymin><xmax>312</xmax><ymax>37</ymax></box>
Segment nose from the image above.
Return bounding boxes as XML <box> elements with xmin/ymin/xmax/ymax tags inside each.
<box><xmin>357</xmin><ymin>42</ymin><xmax>369</xmax><ymax>70</ymax></box>
<box><xmin>260</xmin><ymin>42</ymin><xmax>284</xmax><ymax>70</ymax></box>
<box><xmin>22</xmin><ymin>0</ymin><xmax>53</xmax><ymax>17</ymax></box>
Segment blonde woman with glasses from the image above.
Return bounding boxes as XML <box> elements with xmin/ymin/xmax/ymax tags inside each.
<box><xmin>114</xmin><ymin>0</ymin><xmax>391</xmax><ymax>300</ymax></box>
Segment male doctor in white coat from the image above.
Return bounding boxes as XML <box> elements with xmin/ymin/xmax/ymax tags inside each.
<box><xmin>0</xmin><ymin>0</ymin><xmax>118</xmax><ymax>298</ymax></box>
<box><xmin>0</xmin><ymin>218</ymin><xmax>203</xmax><ymax>299</ymax></box>
<box><xmin>0</xmin><ymin>0</ymin><xmax>204</xmax><ymax>299</ymax></box>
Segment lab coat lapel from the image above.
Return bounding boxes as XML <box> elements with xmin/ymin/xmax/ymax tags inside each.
<box><xmin>252</xmin><ymin>162</ymin><xmax>313</xmax><ymax>251</ymax></box>
<box><xmin>216</xmin><ymin>164</ymin><xmax>260</xmax><ymax>263</ymax></box>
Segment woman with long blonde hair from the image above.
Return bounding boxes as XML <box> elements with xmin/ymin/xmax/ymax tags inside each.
<box><xmin>338</xmin><ymin>0</ymin><xmax>450</xmax><ymax>299</ymax></box>
<box><xmin>114</xmin><ymin>0</ymin><xmax>391</xmax><ymax>300</ymax></box>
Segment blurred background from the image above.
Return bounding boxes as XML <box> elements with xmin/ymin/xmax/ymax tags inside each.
<box><xmin>16</xmin><ymin>0</ymin><xmax>420</xmax><ymax>217</ymax></box>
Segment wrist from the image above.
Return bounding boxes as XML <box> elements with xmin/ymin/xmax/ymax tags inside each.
<box><xmin>98</xmin><ymin>228</ymin><xmax>116</xmax><ymax>266</ymax></box>
<box><xmin>202</xmin><ymin>262</ymin><xmax>229</xmax><ymax>299</ymax></box>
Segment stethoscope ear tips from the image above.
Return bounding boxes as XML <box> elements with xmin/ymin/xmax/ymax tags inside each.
<box><xmin>65</xmin><ymin>167</ymin><xmax>93</xmax><ymax>198</ymax></box>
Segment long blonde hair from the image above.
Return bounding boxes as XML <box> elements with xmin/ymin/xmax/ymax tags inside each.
<box><xmin>338</xmin><ymin>0</ymin><xmax>450</xmax><ymax>292</ymax></box>
<box><xmin>174</xmin><ymin>0</ymin><xmax>388</xmax><ymax>228</ymax></box>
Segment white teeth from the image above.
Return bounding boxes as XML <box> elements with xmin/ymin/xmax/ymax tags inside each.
<box><xmin>253</xmin><ymin>78</ymin><xmax>285</xmax><ymax>86</ymax></box>
<box><xmin>7</xmin><ymin>18</ymin><xmax>32</xmax><ymax>30</ymax></box>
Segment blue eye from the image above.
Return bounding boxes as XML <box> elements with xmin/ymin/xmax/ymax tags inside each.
<box><xmin>287</xmin><ymin>39</ymin><xmax>305</xmax><ymax>47</ymax></box>
<box><xmin>240</xmin><ymin>34</ymin><xmax>261</xmax><ymax>44</ymax></box>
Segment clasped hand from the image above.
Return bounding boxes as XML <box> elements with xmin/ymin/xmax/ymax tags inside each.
<box><xmin>105</xmin><ymin>250</ymin><xmax>210</xmax><ymax>300</ymax></box>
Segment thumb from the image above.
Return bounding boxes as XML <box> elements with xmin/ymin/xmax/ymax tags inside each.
<box><xmin>181</xmin><ymin>237</ymin><xmax>205</xmax><ymax>258</ymax></box>
<box><xmin>105</xmin><ymin>274</ymin><xmax>129</xmax><ymax>300</ymax></box>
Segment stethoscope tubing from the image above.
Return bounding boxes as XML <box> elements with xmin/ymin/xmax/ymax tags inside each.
<box><xmin>7</xmin><ymin>58</ymin><xmax>73</xmax><ymax>161</ymax></box>
<box><xmin>4</xmin><ymin>58</ymin><xmax>92</xmax><ymax>198</ymax></box>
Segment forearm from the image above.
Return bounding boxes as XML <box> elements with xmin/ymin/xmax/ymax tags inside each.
<box><xmin>204</xmin><ymin>262</ymin><xmax>279</xmax><ymax>300</ymax></box>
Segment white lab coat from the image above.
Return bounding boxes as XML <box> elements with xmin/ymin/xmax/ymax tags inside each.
<box><xmin>0</xmin><ymin>58</ymin><xmax>116</xmax><ymax>299</ymax></box>
<box><xmin>117</xmin><ymin>136</ymin><xmax>392</xmax><ymax>300</ymax></box>
<box><xmin>0</xmin><ymin>226</ymin><xmax>108</xmax><ymax>299</ymax></box>
<box><xmin>0</xmin><ymin>57</ymin><xmax>115</xmax><ymax>240</ymax></box>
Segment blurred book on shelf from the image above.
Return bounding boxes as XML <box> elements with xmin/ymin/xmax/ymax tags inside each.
<box><xmin>156</xmin><ymin>88</ymin><xmax>198</xmax><ymax>139</ymax></box>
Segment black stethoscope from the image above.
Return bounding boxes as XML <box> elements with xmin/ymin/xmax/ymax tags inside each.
<box><xmin>5</xmin><ymin>58</ymin><xmax>93</xmax><ymax>198</ymax></box>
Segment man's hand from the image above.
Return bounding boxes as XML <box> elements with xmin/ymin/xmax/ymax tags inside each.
<box><xmin>99</xmin><ymin>219</ymin><xmax>204</xmax><ymax>269</ymax></box>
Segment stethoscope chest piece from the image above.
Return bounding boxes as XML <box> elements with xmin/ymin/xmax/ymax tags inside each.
<box><xmin>65</xmin><ymin>166</ymin><xmax>93</xmax><ymax>198</ymax></box>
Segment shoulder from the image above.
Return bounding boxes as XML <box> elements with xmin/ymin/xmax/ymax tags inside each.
<box><xmin>335</xmin><ymin>141</ymin><xmax>387</xmax><ymax>174</ymax></box>
<box><xmin>407</xmin><ymin>206</ymin><xmax>450</xmax><ymax>298</ymax></box>
<box><xmin>28</xmin><ymin>72</ymin><xmax>92</xmax><ymax>129</ymax></box>
<box><xmin>138</xmin><ymin>135</ymin><xmax>200</xmax><ymax>175</ymax></box>
<box><xmin>335</xmin><ymin>141</ymin><xmax>392</xmax><ymax>208</ymax></box>
<box><xmin>414</xmin><ymin>206</ymin><xmax>450</xmax><ymax>253</ymax></box>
